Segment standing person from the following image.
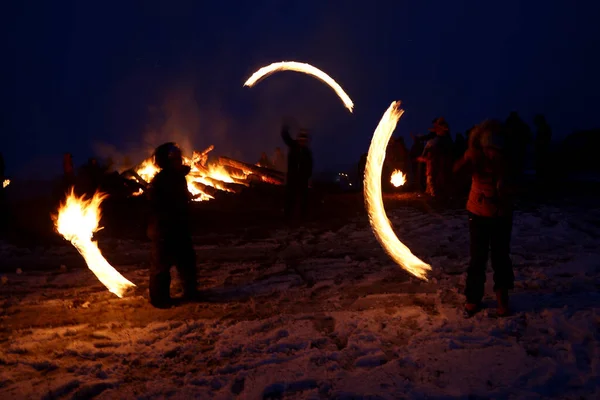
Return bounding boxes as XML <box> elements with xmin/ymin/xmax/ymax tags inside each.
<box><xmin>454</xmin><ymin>120</ymin><xmax>514</xmax><ymax>317</ymax></box>
<box><xmin>146</xmin><ymin>142</ymin><xmax>198</xmax><ymax>308</ymax></box>
<box><xmin>418</xmin><ymin>117</ymin><xmax>454</xmax><ymax>200</ymax></box>
<box><xmin>281</xmin><ymin>123</ymin><xmax>313</xmax><ymax>220</ymax></box>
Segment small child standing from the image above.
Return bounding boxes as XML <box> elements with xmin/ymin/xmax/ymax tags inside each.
<box><xmin>454</xmin><ymin>120</ymin><xmax>514</xmax><ymax>317</ymax></box>
<box><xmin>146</xmin><ymin>142</ymin><xmax>198</xmax><ymax>308</ymax></box>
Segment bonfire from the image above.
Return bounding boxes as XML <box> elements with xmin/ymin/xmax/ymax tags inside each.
<box><xmin>123</xmin><ymin>145</ymin><xmax>285</xmax><ymax>201</ymax></box>
<box><xmin>390</xmin><ymin>170</ymin><xmax>406</xmax><ymax>187</ymax></box>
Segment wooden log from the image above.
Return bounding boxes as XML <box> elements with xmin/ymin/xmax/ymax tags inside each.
<box><xmin>121</xmin><ymin>169</ymin><xmax>149</xmax><ymax>189</ymax></box>
<box><xmin>192</xmin><ymin>145</ymin><xmax>214</xmax><ymax>167</ymax></box>
<box><xmin>218</xmin><ymin>157</ymin><xmax>284</xmax><ymax>184</ymax></box>
<box><xmin>191</xmin><ymin>181</ymin><xmax>218</xmax><ymax>198</ymax></box>
<box><xmin>190</xmin><ymin>161</ymin><xmax>250</xmax><ymax>187</ymax></box>
<box><xmin>199</xmin><ymin>176</ymin><xmax>245</xmax><ymax>193</ymax></box>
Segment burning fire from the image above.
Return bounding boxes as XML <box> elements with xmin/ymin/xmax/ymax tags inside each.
<box><xmin>2</xmin><ymin>179</ymin><xmax>9</xmax><ymax>188</ymax></box>
<box><xmin>244</xmin><ymin>61</ymin><xmax>354</xmax><ymax>113</ymax></box>
<box><xmin>53</xmin><ymin>189</ymin><xmax>136</xmax><ymax>297</ymax></box>
<box><xmin>132</xmin><ymin>154</ymin><xmax>249</xmax><ymax>201</ymax></box>
<box><xmin>363</xmin><ymin>101</ymin><xmax>431</xmax><ymax>280</ymax></box>
<box><xmin>390</xmin><ymin>170</ymin><xmax>406</xmax><ymax>187</ymax></box>
<box><xmin>125</xmin><ymin>145</ymin><xmax>284</xmax><ymax>201</ymax></box>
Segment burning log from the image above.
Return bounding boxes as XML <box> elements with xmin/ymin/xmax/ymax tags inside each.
<box><xmin>189</xmin><ymin>181</ymin><xmax>218</xmax><ymax>201</ymax></box>
<box><xmin>121</xmin><ymin>169</ymin><xmax>148</xmax><ymax>189</ymax></box>
<box><xmin>218</xmin><ymin>156</ymin><xmax>285</xmax><ymax>185</ymax></box>
<box><xmin>196</xmin><ymin>175</ymin><xmax>245</xmax><ymax>194</ymax></box>
<box><xmin>192</xmin><ymin>145</ymin><xmax>215</xmax><ymax>167</ymax></box>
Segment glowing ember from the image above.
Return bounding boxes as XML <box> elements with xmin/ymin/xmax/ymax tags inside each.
<box><xmin>364</xmin><ymin>101</ymin><xmax>431</xmax><ymax>280</ymax></box>
<box><xmin>244</xmin><ymin>61</ymin><xmax>354</xmax><ymax>113</ymax></box>
<box><xmin>390</xmin><ymin>170</ymin><xmax>406</xmax><ymax>187</ymax></box>
<box><xmin>53</xmin><ymin>189</ymin><xmax>136</xmax><ymax>297</ymax></box>
<box><xmin>2</xmin><ymin>179</ymin><xmax>9</xmax><ymax>188</ymax></box>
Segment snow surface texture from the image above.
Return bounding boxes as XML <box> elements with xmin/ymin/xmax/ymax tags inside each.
<box><xmin>1</xmin><ymin>204</ymin><xmax>599</xmax><ymax>399</ymax></box>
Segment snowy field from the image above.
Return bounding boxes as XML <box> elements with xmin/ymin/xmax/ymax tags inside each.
<box><xmin>1</xmin><ymin>198</ymin><xmax>599</xmax><ymax>399</ymax></box>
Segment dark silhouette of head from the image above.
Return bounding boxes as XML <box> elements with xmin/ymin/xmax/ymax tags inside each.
<box><xmin>470</xmin><ymin>119</ymin><xmax>505</xmax><ymax>158</ymax></box>
<box><xmin>430</xmin><ymin>117</ymin><xmax>450</xmax><ymax>136</ymax></box>
<box><xmin>154</xmin><ymin>142</ymin><xmax>183</xmax><ymax>170</ymax></box>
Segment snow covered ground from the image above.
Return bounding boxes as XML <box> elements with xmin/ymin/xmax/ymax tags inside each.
<box><xmin>1</xmin><ymin>200</ymin><xmax>599</xmax><ymax>399</ymax></box>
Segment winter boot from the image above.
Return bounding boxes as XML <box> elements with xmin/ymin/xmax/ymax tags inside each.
<box><xmin>463</xmin><ymin>302</ymin><xmax>481</xmax><ymax>318</ymax></box>
<box><xmin>496</xmin><ymin>289</ymin><xmax>510</xmax><ymax>317</ymax></box>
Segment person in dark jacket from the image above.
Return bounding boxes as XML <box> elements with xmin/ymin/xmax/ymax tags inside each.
<box><xmin>418</xmin><ymin>117</ymin><xmax>454</xmax><ymax>200</ymax></box>
<box><xmin>281</xmin><ymin>124</ymin><xmax>313</xmax><ymax>219</ymax></box>
<box><xmin>146</xmin><ymin>142</ymin><xmax>198</xmax><ymax>308</ymax></box>
<box><xmin>454</xmin><ymin>120</ymin><xmax>514</xmax><ymax>317</ymax></box>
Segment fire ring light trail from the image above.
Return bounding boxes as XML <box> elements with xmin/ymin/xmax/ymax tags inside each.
<box><xmin>53</xmin><ymin>189</ymin><xmax>136</xmax><ymax>297</ymax></box>
<box><xmin>363</xmin><ymin>101</ymin><xmax>431</xmax><ymax>280</ymax></box>
<box><xmin>244</xmin><ymin>61</ymin><xmax>354</xmax><ymax>113</ymax></box>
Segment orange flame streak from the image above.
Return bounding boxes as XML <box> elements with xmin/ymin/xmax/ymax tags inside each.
<box><xmin>364</xmin><ymin>102</ymin><xmax>431</xmax><ymax>280</ymax></box>
<box><xmin>53</xmin><ymin>189</ymin><xmax>136</xmax><ymax>297</ymax></box>
<box><xmin>2</xmin><ymin>179</ymin><xmax>9</xmax><ymax>188</ymax></box>
<box><xmin>244</xmin><ymin>61</ymin><xmax>354</xmax><ymax>113</ymax></box>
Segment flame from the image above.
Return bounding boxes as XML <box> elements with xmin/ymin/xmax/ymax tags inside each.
<box><xmin>390</xmin><ymin>170</ymin><xmax>406</xmax><ymax>187</ymax></box>
<box><xmin>244</xmin><ymin>61</ymin><xmax>354</xmax><ymax>113</ymax></box>
<box><xmin>205</xmin><ymin>163</ymin><xmax>235</xmax><ymax>183</ymax></box>
<box><xmin>136</xmin><ymin>159</ymin><xmax>159</xmax><ymax>183</ymax></box>
<box><xmin>2</xmin><ymin>179</ymin><xmax>9</xmax><ymax>188</ymax></box>
<box><xmin>364</xmin><ymin>101</ymin><xmax>431</xmax><ymax>280</ymax></box>
<box><xmin>53</xmin><ymin>189</ymin><xmax>136</xmax><ymax>297</ymax></box>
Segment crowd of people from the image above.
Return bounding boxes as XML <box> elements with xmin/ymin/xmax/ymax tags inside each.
<box><xmin>362</xmin><ymin>112</ymin><xmax>554</xmax><ymax>202</ymax></box>
<box><xmin>0</xmin><ymin>112</ymin><xmax>554</xmax><ymax>316</ymax></box>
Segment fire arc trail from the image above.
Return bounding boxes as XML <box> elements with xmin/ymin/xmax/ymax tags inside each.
<box><xmin>363</xmin><ymin>101</ymin><xmax>431</xmax><ymax>280</ymax></box>
<box><xmin>244</xmin><ymin>61</ymin><xmax>354</xmax><ymax>113</ymax></box>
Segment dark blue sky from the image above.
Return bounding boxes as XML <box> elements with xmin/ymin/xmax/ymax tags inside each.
<box><xmin>2</xmin><ymin>1</ymin><xmax>599</xmax><ymax>179</ymax></box>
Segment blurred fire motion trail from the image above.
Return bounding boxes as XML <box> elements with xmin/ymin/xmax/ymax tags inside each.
<box><xmin>53</xmin><ymin>189</ymin><xmax>136</xmax><ymax>297</ymax></box>
<box><xmin>244</xmin><ymin>61</ymin><xmax>354</xmax><ymax>113</ymax></box>
<box><xmin>363</xmin><ymin>101</ymin><xmax>431</xmax><ymax>280</ymax></box>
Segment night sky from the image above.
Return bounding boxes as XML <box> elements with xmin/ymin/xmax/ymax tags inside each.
<box><xmin>2</xmin><ymin>1</ymin><xmax>599</xmax><ymax>179</ymax></box>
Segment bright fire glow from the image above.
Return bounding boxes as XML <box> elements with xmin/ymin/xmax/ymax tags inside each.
<box><xmin>2</xmin><ymin>179</ymin><xmax>9</xmax><ymax>188</ymax></box>
<box><xmin>364</xmin><ymin>102</ymin><xmax>431</xmax><ymax>280</ymax></box>
<box><xmin>53</xmin><ymin>189</ymin><xmax>136</xmax><ymax>297</ymax></box>
<box><xmin>134</xmin><ymin>157</ymin><xmax>240</xmax><ymax>201</ymax></box>
<box><xmin>390</xmin><ymin>170</ymin><xmax>406</xmax><ymax>187</ymax></box>
<box><xmin>244</xmin><ymin>61</ymin><xmax>354</xmax><ymax>113</ymax></box>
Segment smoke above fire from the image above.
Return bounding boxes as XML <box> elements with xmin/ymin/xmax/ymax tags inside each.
<box><xmin>92</xmin><ymin>60</ymin><xmax>354</xmax><ymax>173</ymax></box>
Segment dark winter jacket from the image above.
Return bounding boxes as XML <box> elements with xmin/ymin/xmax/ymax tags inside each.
<box><xmin>146</xmin><ymin>166</ymin><xmax>192</xmax><ymax>239</ymax></box>
<box><xmin>282</xmin><ymin>128</ymin><xmax>313</xmax><ymax>182</ymax></box>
